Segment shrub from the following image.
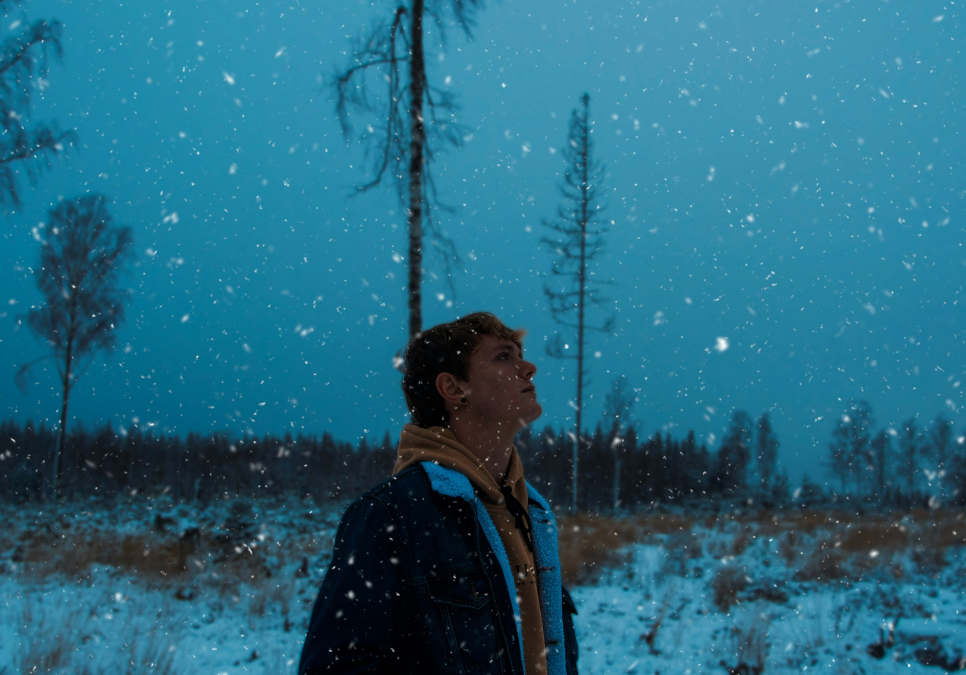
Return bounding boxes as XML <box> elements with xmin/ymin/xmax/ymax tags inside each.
<box><xmin>712</xmin><ymin>565</ymin><xmax>750</xmax><ymax>612</ymax></box>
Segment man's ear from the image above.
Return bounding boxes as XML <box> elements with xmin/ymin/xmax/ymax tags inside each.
<box><xmin>435</xmin><ymin>372</ymin><xmax>466</xmax><ymax>407</ymax></box>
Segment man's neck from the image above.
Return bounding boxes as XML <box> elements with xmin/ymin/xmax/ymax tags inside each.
<box><xmin>448</xmin><ymin>416</ymin><xmax>515</xmax><ymax>486</ymax></box>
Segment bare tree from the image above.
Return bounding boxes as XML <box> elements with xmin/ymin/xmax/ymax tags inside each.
<box><xmin>927</xmin><ymin>413</ymin><xmax>954</xmax><ymax>503</ymax></box>
<box><xmin>603</xmin><ymin>376</ymin><xmax>635</xmax><ymax>512</ymax></box>
<box><xmin>898</xmin><ymin>417</ymin><xmax>921</xmax><ymax>498</ymax></box>
<box><xmin>542</xmin><ymin>93</ymin><xmax>614</xmax><ymax>511</ymax></box>
<box><xmin>755</xmin><ymin>413</ymin><xmax>779</xmax><ymax>499</ymax></box>
<box><xmin>333</xmin><ymin>0</ymin><xmax>488</xmax><ymax>338</ymax></box>
<box><xmin>0</xmin><ymin>0</ymin><xmax>75</xmax><ymax>210</ymax></box>
<box><xmin>17</xmin><ymin>194</ymin><xmax>133</xmax><ymax>500</ymax></box>
<box><xmin>826</xmin><ymin>417</ymin><xmax>852</xmax><ymax>496</ymax></box>
<box><xmin>870</xmin><ymin>429</ymin><xmax>892</xmax><ymax>504</ymax></box>
<box><xmin>826</xmin><ymin>400</ymin><xmax>874</xmax><ymax>498</ymax></box>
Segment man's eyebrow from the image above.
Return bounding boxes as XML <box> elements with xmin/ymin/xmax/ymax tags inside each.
<box><xmin>491</xmin><ymin>341</ymin><xmax>522</xmax><ymax>357</ymax></box>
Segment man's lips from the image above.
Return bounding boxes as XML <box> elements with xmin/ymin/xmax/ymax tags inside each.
<box><xmin>521</xmin><ymin>385</ymin><xmax>536</xmax><ymax>394</ymax></box>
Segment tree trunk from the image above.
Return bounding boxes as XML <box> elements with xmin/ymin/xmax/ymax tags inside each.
<box><xmin>407</xmin><ymin>0</ymin><xmax>426</xmax><ymax>339</ymax></box>
<box><xmin>54</xmin><ymin>340</ymin><xmax>73</xmax><ymax>502</ymax></box>
<box><xmin>573</xmin><ymin>95</ymin><xmax>590</xmax><ymax>513</ymax></box>
<box><xmin>613</xmin><ymin>441</ymin><xmax>621</xmax><ymax>513</ymax></box>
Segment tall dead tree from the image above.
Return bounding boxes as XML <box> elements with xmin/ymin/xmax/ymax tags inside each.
<box><xmin>542</xmin><ymin>93</ymin><xmax>614</xmax><ymax>511</ymax></box>
<box><xmin>0</xmin><ymin>0</ymin><xmax>75</xmax><ymax>210</ymax></box>
<box><xmin>17</xmin><ymin>194</ymin><xmax>133</xmax><ymax>500</ymax></box>
<box><xmin>333</xmin><ymin>0</ymin><xmax>488</xmax><ymax>338</ymax></box>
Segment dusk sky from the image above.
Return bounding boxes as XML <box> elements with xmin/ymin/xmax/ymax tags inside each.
<box><xmin>1</xmin><ymin>0</ymin><xmax>963</xmax><ymax>483</ymax></box>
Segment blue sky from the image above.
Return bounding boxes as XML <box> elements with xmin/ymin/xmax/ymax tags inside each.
<box><xmin>1</xmin><ymin>0</ymin><xmax>963</xmax><ymax>482</ymax></box>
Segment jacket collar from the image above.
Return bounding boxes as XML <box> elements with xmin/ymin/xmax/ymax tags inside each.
<box><xmin>419</xmin><ymin>458</ymin><xmax>551</xmax><ymax>513</ymax></box>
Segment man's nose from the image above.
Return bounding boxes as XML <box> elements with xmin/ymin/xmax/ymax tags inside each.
<box><xmin>520</xmin><ymin>360</ymin><xmax>536</xmax><ymax>380</ymax></box>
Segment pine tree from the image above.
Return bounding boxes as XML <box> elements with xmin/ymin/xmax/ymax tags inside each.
<box><xmin>756</xmin><ymin>413</ymin><xmax>779</xmax><ymax>499</ymax></box>
<box><xmin>714</xmin><ymin>411</ymin><xmax>753</xmax><ymax>495</ymax></box>
<box><xmin>541</xmin><ymin>93</ymin><xmax>614</xmax><ymax>511</ymax></box>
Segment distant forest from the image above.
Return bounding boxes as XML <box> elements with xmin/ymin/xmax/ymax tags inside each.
<box><xmin>1</xmin><ymin>399</ymin><xmax>963</xmax><ymax>510</ymax></box>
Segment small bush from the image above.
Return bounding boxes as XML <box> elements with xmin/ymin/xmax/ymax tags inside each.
<box><xmin>730</xmin><ymin>532</ymin><xmax>750</xmax><ymax>556</ymax></box>
<box><xmin>793</xmin><ymin>546</ymin><xmax>846</xmax><ymax>582</ymax></box>
<box><xmin>778</xmin><ymin>531</ymin><xmax>802</xmax><ymax>566</ymax></box>
<box><xmin>721</xmin><ymin>613</ymin><xmax>770</xmax><ymax>675</ymax></box>
<box><xmin>712</xmin><ymin>565</ymin><xmax>749</xmax><ymax>612</ymax></box>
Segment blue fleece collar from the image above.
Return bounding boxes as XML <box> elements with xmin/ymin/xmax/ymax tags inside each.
<box><xmin>420</xmin><ymin>461</ymin><xmax>565</xmax><ymax>675</ymax></box>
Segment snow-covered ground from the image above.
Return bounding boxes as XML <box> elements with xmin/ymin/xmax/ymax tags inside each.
<box><xmin>2</xmin><ymin>500</ymin><xmax>964</xmax><ymax>674</ymax></box>
<box><xmin>569</xmin><ymin>510</ymin><xmax>966</xmax><ymax>674</ymax></box>
<box><xmin>1</xmin><ymin>498</ymin><xmax>340</xmax><ymax>674</ymax></box>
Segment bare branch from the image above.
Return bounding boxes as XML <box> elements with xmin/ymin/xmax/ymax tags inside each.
<box><xmin>0</xmin><ymin>14</ymin><xmax>71</xmax><ymax>209</ymax></box>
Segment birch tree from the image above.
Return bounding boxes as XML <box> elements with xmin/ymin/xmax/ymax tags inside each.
<box><xmin>0</xmin><ymin>0</ymin><xmax>74</xmax><ymax>210</ymax></box>
<box><xmin>17</xmin><ymin>194</ymin><xmax>133</xmax><ymax>500</ymax></box>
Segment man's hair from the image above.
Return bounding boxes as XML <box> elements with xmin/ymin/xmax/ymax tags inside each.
<box><xmin>402</xmin><ymin>312</ymin><xmax>525</xmax><ymax>428</ymax></box>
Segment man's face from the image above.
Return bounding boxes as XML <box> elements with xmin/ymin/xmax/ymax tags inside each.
<box><xmin>463</xmin><ymin>335</ymin><xmax>541</xmax><ymax>427</ymax></box>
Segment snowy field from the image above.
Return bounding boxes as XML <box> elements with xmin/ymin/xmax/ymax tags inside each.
<box><xmin>3</xmin><ymin>498</ymin><xmax>964</xmax><ymax>674</ymax></box>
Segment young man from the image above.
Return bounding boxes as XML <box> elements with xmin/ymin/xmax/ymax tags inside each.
<box><xmin>299</xmin><ymin>312</ymin><xmax>579</xmax><ymax>675</ymax></box>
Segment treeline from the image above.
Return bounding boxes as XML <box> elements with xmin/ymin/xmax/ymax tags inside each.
<box><xmin>824</xmin><ymin>400</ymin><xmax>966</xmax><ymax>508</ymax></box>
<box><xmin>2</xmin><ymin>402</ymin><xmax>963</xmax><ymax>510</ymax></box>
<box><xmin>0</xmin><ymin>419</ymin><xmax>397</xmax><ymax>504</ymax></box>
<box><xmin>0</xmin><ymin>413</ymin><xmax>791</xmax><ymax>510</ymax></box>
<box><xmin>521</xmin><ymin>411</ymin><xmax>793</xmax><ymax>512</ymax></box>
<box><xmin>2</xmin><ymin>416</ymin><xmax>782</xmax><ymax>508</ymax></box>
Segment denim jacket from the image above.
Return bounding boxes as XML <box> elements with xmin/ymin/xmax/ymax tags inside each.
<box><xmin>299</xmin><ymin>463</ymin><xmax>579</xmax><ymax>675</ymax></box>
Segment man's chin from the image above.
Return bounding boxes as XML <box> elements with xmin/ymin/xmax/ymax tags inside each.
<box><xmin>523</xmin><ymin>402</ymin><xmax>543</xmax><ymax>425</ymax></box>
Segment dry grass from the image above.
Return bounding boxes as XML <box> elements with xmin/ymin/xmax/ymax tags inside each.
<box><xmin>14</xmin><ymin>599</ymin><xmax>178</xmax><ymax>675</ymax></box>
<box><xmin>556</xmin><ymin>513</ymin><xmax>639</xmax><ymax>585</ymax></box>
<box><xmin>555</xmin><ymin>512</ymin><xmax>693</xmax><ymax>584</ymax></box>
<box><xmin>121</xmin><ymin>624</ymin><xmax>179</xmax><ymax>675</ymax></box>
<box><xmin>722</xmin><ymin>613</ymin><xmax>770</xmax><ymax>675</ymax></box>
<box><xmin>837</xmin><ymin>518</ymin><xmax>909</xmax><ymax>554</ymax></box>
<box><xmin>785</xmin><ymin>510</ymin><xmax>966</xmax><ymax>582</ymax></box>
<box><xmin>17</xmin><ymin>528</ymin><xmax>277</xmax><ymax>585</ymax></box>
<box><xmin>14</xmin><ymin>601</ymin><xmax>78</xmax><ymax>675</ymax></box>
<box><xmin>20</xmin><ymin>531</ymin><xmax>187</xmax><ymax>580</ymax></box>
<box><xmin>553</xmin><ymin>509</ymin><xmax>966</xmax><ymax>586</ymax></box>
<box><xmin>14</xmin><ymin>509</ymin><xmax>326</xmax><ymax>590</ymax></box>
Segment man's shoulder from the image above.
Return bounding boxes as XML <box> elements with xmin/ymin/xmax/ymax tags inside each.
<box><xmin>359</xmin><ymin>463</ymin><xmax>432</xmax><ymax>504</ymax></box>
<box><xmin>354</xmin><ymin>463</ymin><xmax>477</xmax><ymax>523</ymax></box>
